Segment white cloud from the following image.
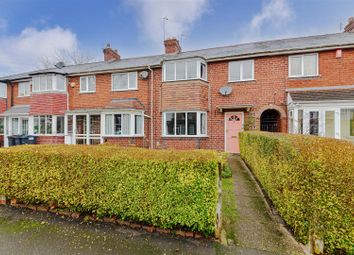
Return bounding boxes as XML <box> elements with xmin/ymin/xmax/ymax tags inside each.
<box><xmin>240</xmin><ymin>0</ymin><xmax>294</xmax><ymax>42</ymax></box>
<box><xmin>0</xmin><ymin>26</ymin><xmax>78</xmax><ymax>74</ymax></box>
<box><xmin>125</xmin><ymin>0</ymin><xmax>209</xmax><ymax>44</ymax></box>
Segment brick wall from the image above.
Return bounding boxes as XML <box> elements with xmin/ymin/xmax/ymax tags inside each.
<box><xmin>0</xmin><ymin>98</ymin><xmax>6</xmax><ymax>113</ymax></box>
<box><xmin>29</xmin><ymin>93</ymin><xmax>67</xmax><ymax>115</ymax></box>
<box><xmin>12</xmin><ymin>82</ymin><xmax>31</xmax><ymax>106</ymax></box>
<box><xmin>36</xmin><ymin>136</ymin><xmax>65</xmax><ymax>144</ymax></box>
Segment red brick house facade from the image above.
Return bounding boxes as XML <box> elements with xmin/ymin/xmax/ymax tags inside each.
<box><xmin>1</xmin><ymin>22</ymin><xmax>354</xmax><ymax>152</ymax></box>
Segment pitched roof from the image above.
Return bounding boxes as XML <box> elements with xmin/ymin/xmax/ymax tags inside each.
<box><xmin>1</xmin><ymin>32</ymin><xmax>354</xmax><ymax>81</ymax></box>
<box><xmin>0</xmin><ymin>105</ymin><xmax>30</xmax><ymax>116</ymax></box>
<box><xmin>289</xmin><ymin>89</ymin><xmax>354</xmax><ymax>102</ymax></box>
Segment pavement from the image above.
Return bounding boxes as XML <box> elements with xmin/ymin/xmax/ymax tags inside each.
<box><xmin>228</xmin><ymin>155</ymin><xmax>304</xmax><ymax>255</ymax></box>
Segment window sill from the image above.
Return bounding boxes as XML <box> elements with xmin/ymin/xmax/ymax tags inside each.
<box><xmin>111</xmin><ymin>88</ymin><xmax>138</xmax><ymax>92</ymax></box>
<box><xmin>102</xmin><ymin>135</ymin><xmax>144</xmax><ymax>138</ymax></box>
<box><xmin>79</xmin><ymin>91</ymin><xmax>96</xmax><ymax>94</ymax></box>
<box><xmin>31</xmin><ymin>91</ymin><xmax>66</xmax><ymax>94</ymax></box>
<box><xmin>33</xmin><ymin>134</ymin><xmax>65</xmax><ymax>137</ymax></box>
<box><xmin>162</xmin><ymin>135</ymin><xmax>208</xmax><ymax>139</ymax></box>
<box><xmin>288</xmin><ymin>75</ymin><xmax>321</xmax><ymax>80</ymax></box>
<box><xmin>228</xmin><ymin>79</ymin><xmax>256</xmax><ymax>84</ymax></box>
<box><xmin>17</xmin><ymin>95</ymin><xmax>30</xmax><ymax>98</ymax></box>
<box><xmin>162</xmin><ymin>78</ymin><xmax>209</xmax><ymax>84</ymax></box>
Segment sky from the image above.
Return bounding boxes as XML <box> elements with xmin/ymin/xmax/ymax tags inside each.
<box><xmin>0</xmin><ymin>0</ymin><xmax>354</xmax><ymax>76</ymax></box>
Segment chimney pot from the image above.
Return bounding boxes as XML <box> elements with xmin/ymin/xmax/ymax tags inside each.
<box><xmin>164</xmin><ymin>38</ymin><xmax>181</xmax><ymax>54</ymax></box>
<box><xmin>103</xmin><ymin>43</ymin><xmax>120</xmax><ymax>61</ymax></box>
<box><xmin>344</xmin><ymin>16</ymin><xmax>354</xmax><ymax>32</ymax></box>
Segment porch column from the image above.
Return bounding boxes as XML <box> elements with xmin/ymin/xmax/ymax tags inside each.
<box><xmin>293</xmin><ymin>109</ymin><xmax>298</xmax><ymax>134</ymax></box>
<box><xmin>303</xmin><ymin>110</ymin><xmax>310</xmax><ymax>135</ymax></box>
<box><xmin>334</xmin><ymin>109</ymin><xmax>341</xmax><ymax>139</ymax></box>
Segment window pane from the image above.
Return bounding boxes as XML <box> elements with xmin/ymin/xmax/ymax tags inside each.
<box><xmin>187</xmin><ymin>61</ymin><xmax>197</xmax><ymax>79</ymax></box>
<box><xmin>0</xmin><ymin>83</ymin><xmax>6</xmax><ymax>98</ymax></box>
<box><xmin>47</xmin><ymin>76</ymin><xmax>53</xmax><ymax>90</ymax></box>
<box><xmin>114</xmin><ymin>114</ymin><xmax>122</xmax><ymax>135</ymax></box>
<box><xmin>176</xmin><ymin>62</ymin><xmax>186</xmax><ymax>80</ymax></box>
<box><xmin>135</xmin><ymin>115</ymin><xmax>143</xmax><ymax>135</ymax></box>
<box><xmin>298</xmin><ymin>110</ymin><xmax>303</xmax><ymax>134</ymax></box>
<box><xmin>176</xmin><ymin>112</ymin><xmax>186</xmax><ymax>135</ymax></box>
<box><xmin>303</xmin><ymin>55</ymin><xmax>317</xmax><ymax>76</ymax></box>
<box><xmin>80</xmin><ymin>77</ymin><xmax>87</xmax><ymax>92</ymax></box>
<box><xmin>105</xmin><ymin>114</ymin><xmax>113</xmax><ymax>135</ymax></box>
<box><xmin>0</xmin><ymin>118</ymin><xmax>4</xmax><ymax>134</ymax></box>
<box><xmin>129</xmin><ymin>72</ymin><xmax>137</xmax><ymax>89</ymax></box>
<box><xmin>187</xmin><ymin>112</ymin><xmax>197</xmax><ymax>135</ymax></box>
<box><xmin>290</xmin><ymin>56</ymin><xmax>302</xmax><ymax>76</ymax></box>
<box><xmin>200</xmin><ymin>113</ymin><xmax>207</xmax><ymax>135</ymax></box>
<box><xmin>56</xmin><ymin>76</ymin><xmax>65</xmax><ymax>91</ymax></box>
<box><xmin>340</xmin><ymin>109</ymin><xmax>354</xmax><ymax>142</ymax></box>
<box><xmin>113</xmin><ymin>74</ymin><xmax>128</xmax><ymax>90</ymax></box>
<box><xmin>200</xmin><ymin>63</ymin><xmax>207</xmax><ymax>80</ymax></box>
<box><xmin>242</xmin><ymin>60</ymin><xmax>253</xmax><ymax>80</ymax></box>
<box><xmin>324</xmin><ymin>111</ymin><xmax>335</xmax><ymax>138</ymax></box>
<box><xmin>40</xmin><ymin>76</ymin><xmax>47</xmax><ymax>91</ymax></box>
<box><xmin>88</xmin><ymin>76</ymin><xmax>96</xmax><ymax>92</ymax></box>
<box><xmin>34</xmin><ymin>116</ymin><xmax>39</xmax><ymax>134</ymax></box>
<box><xmin>229</xmin><ymin>61</ymin><xmax>241</xmax><ymax>81</ymax></box>
<box><xmin>165</xmin><ymin>113</ymin><xmax>175</xmax><ymax>135</ymax></box>
<box><xmin>165</xmin><ymin>63</ymin><xmax>175</xmax><ymax>81</ymax></box>
<box><xmin>56</xmin><ymin>116</ymin><xmax>65</xmax><ymax>134</ymax></box>
<box><xmin>67</xmin><ymin>115</ymin><xmax>73</xmax><ymax>134</ymax></box>
<box><xmin>309</xmin><ymin>111</ymin><xmax>319</xmax><ymax>136</ymax></box>
<box><xmin>40</xmin><ymin>116</ymin><xmax>46</xmax><ymax>134</ymax></box>
<box><xmin>11</xmin><ymin>118</ymin><xmax>19</xmax><ymax>135</ymax></box>
<box><xmin>46</xmin><ymin>115</ymin><xmax>53</xmax><ymax>134</ymax></box>
<box><xmin>22</xmin><ymin>119</ymin><xmax>28</xmax><ymax>135</ymax></box>
<box><xmin>122</xmin><ymin>114</ymin><xmax>131</xmax><ymax>135</ymax></box>
<box><xmin>32</xmin><ymin>77</ymin><xmax>40</xmax><ymax>92</ymax></box>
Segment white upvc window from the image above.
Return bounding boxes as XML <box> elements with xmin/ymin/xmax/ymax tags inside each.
<box><xmin>229</xmin><ymin>59</ymin><xmax>254</xmax><ymax>82</ymax></box>
<box><xmin>0</xmin><ymin>83</ymin><xmax>7</xmax><ymax>98</ymax></box>
<box><xmin>32</xmin><ymin>74</ymin><xmax>66</xmax><ymax>92</ymax></box>
<box><xmin>80</xmin><ymin>76</ymin><xmax>96</xmax><ymax>93</ymax></box>
<box><xmin>163</xmin><ymin>59</ymin><xmax>207</xmax><ymax>82</ymax></box>
<box><xmin>18</xmin><ymin>82</ymin><xmax>31</xmax><ymax>97</ymax></box>
<box><xmin>104</xmin><ymin>112</ymin><xmax>144</xmax><ymax>136</ymax></box>
<box><xmin>163</xmin><ymin>111</ymin><xmax>207</xmax><ymax>137</ymax></box>
<box><xmin>289</xmin><ymin>53</ymin><xmax>319</xmax><ymax>77</ymax></box>
<box><xmin>112</xmin><ymin>72</ymin><xmax>137</xmax><ymax>91</ymax></box>
<box><xmin>10</xmin><ymin>117</ymin><xmax>28</xmax><ymax>135</ymax></box>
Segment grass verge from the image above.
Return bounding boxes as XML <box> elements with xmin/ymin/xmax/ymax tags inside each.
<box><xmin>221</xmin><ymin>173</ymin><xmax>237</xmax><ymax>243</ymax></box>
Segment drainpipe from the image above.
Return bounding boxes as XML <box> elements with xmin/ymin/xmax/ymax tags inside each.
<box><xmin>9</xmin><ymin>81</ymin><xmax>14</xmax><ymax>107</ymax></box>
<box><xmin>148</xmin><ymin>66</ymin><xmax>154</xmax><ymax>149</ymax></box>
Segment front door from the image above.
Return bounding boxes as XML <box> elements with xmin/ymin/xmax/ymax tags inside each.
<box><xmin>75</xmin><ymin>114</ymin><xmax>101</xmax><ymax>145</ymax></box>
<box><xmin>225</xmin><ymin>112</ymin><xmax>243</xmax><ymax>153</ymax></box>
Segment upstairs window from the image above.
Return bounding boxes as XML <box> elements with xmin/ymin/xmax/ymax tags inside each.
<box><xmin>163</xmin><ymin>59</ymin><xmax>207</xmax><ymax>81</ymax></box>
<box><xmin>289</xmin><ymin>54</ymin><xmax>318</xmax><ymax>77</ymax></box>
<box><xmin>18</xmin><ymin>82</ymin><xmax>31</xmax><ymax>97</ymax></box>
<box><xmin>229</xmin><ymin>59</ymin><xmax>254</xmax><ymax>82</ymax></box>
<box><xmin>32</xmin><ymin>75</ymin><xmax>66</xmax><ymax>92</ymax></box>
<box><xmin>80</xmin><ymin>76</ymin><xmax>96</xmax><ymax>93</ymax></box>
<box><xmin>112</xmin><ymin>72</ymin><xmax>137</xmax><ymax>91</ymax></box>
<box><xmin>0</xmin><ymin>83</ymin><xmax>6</xmax><ymax>98</ymax></box>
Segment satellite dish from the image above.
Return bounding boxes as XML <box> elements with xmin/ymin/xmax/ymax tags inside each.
<box><xmin>219</xmin><ymin>86</ymin><xmax>232</xmax><ymax>96</ymax></box>
<box><xmin>54</xmin><ymin>61</ymin><xmax>65</xmax><ymax>69</ymax></box>
<box><xmin>139</xmin><ymin>71</ymin><xmax>149</xmax><ymax>79</ymax></box>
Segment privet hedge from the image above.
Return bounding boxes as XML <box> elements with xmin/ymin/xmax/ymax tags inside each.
<box><xmin>0</xmin><ymin>145</ymin><xmax>221</xmax><ymax>235</ymax></box>
<box><xmin>240</xmin><ymin>132</ymin><xmax>354</xmax><ymax>254</ymax></box>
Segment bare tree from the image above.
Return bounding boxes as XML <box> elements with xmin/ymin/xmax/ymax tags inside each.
<box><xmin>39</xmin><ymin>49</ymin><xmax>96</xmax><ymax>69</ymax></box>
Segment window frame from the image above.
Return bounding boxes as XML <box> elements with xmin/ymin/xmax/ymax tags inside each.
<box><xmin>162</xmin><ymin>111</ymin><xmax>208</xmax><ymax>137</ymax></box>
<box><xmin>103</xmin><ymin>111</ymin><xmax>144</xmax><ymax>137</ymax></box>
<box><xmin>163</xmin><ymin>59</ymin><xmax>207</xmax><ymax>82</ymax></box>
<box><xmin>111</xmin><ymin>72</ymin><xmax>138</xmax><ymax>91</ymax></box>
<box><xmin>228</xmin><ymin>59</ymin><xmax>255</xmax><ymax>82</ymax></box>
<box><xmin>288</xmin><ymin>53</ymin><xmax>319</xmax><ymax>78</ymax></box>
<box><xmin>18</xmin><ymin>82</ymin><xmax>31</xmax><ymax>97</ymax></box>
<box><xmin>32</xmin><ymin>74</ymin><xmax>66</xmax><ymax>93</ymax></box>
<box><xmin>80</xmin><ymin>75</ymin><xmax>96</xmax><ymax>93</ymax></box>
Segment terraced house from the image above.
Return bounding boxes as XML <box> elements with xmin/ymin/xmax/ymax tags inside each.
<box><xmin>1</xmin><ymin>18</ymin><xmax>354</xmax><ymax>153</ymax></box>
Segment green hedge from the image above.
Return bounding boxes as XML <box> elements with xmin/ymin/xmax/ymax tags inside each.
<box><xmin>0</xmin><ymin>145</ymin><xmax>221</xmax><ymax>236</ymax></box>
<box><xmin>240</xmin><ymin>132</ymin><xmax>354</xmax><ymax>254</ymax></box>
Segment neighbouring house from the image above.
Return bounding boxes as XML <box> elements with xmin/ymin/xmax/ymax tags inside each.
<box><xmin>0</xmin><ymin>18</ymin><xmax>354</xmax><ymax>153</ymax></box>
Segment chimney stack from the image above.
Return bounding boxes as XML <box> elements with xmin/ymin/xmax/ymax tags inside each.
<box><xmin>164</xmin><ymin>38</ymin><xmax>181</xmax><ymax>54</ymax></box>
<box><xmin>103</xmin><ymin>43</ymin><xmax>120</xmax><ymax>61</ymax></box>
<box><xmin>344</xmin><ymin>17</ymin><xmax>354</xmax><ymax>32</ymax></box>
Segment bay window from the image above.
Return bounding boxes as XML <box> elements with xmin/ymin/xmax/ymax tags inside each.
<box><xmin>33</xmin><ymin>115</ymin><xmax>64</xmax><ymax>135</ymax></box>
<box><xmin>105</xmin><ymin>113</ymin><xmax>144</xmax><ymax>136</ymax></box>
<box><xmin>163</xmin><ymin>111</ymin><xmax>207</xmax><ymax>136</ymax></box>
<box><xmin>289</xmin><ymin>54</ymin><xmax>318</xmax><ymax>77</ymax></box>
<box><xmin>163</xmin><ymin>59</ymin><xmax>207</xmax><ymax>81</ymax></box>
<box><xmin>32</xmin><ymin>74</ymin><xmax>66</xmax><ymax>92</ymax></box>
<box><xmin>112</xmin><ymin>72</ymin><xmax>137</xmax><ymax>91</ymax></box>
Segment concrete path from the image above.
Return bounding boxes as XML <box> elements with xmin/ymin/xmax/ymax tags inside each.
<box><xmin>229</xmin><ymin>155</ymin><xmax>304</xmax><ymax>255</ymax></box>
